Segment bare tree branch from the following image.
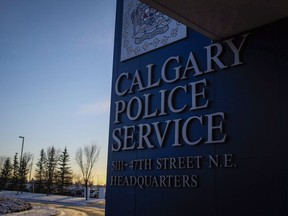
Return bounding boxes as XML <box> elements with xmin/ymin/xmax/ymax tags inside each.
<box><xmin>0</xmin><ymin>156</ymin><xmax>8</xmax><ymax>170</ymax></box>
<box><xmin>75</xmin><ymin>143</ymin><xmax>100</xmax><ymax>200</ymax></box>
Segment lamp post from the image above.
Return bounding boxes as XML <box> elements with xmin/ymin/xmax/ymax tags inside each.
<box><xmin>19</xmin><ymin>136</ymin><xmax>24</xmax><ymax>166</ymax></box>
<box><xmin>18</xmin><ymin>136</ymin><xmax>25</xmax><ymax>194</ymax></box>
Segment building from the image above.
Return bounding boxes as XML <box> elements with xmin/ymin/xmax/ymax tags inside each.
<box><xmin>105</xmin><ymin>1</ymin><xmax>288</xmax><ymax>215</ymax></box>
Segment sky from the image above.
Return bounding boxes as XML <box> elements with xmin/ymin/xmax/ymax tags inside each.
<box><xmin>0</xmin><ymin>0</ymin><xmax>116</xmax><ymax>185</ymax></box>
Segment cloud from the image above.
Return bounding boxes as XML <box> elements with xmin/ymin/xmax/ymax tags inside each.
<box><xmin>78</xmin><ymin>99</ymin><xmax>110</xmax><ymax>115</ymax></box>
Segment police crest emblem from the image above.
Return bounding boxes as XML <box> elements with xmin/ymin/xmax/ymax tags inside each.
<box><xmin>121</xmin><ymin>0</ymin><xmax>187</xmax><ymax>61</ymax></box>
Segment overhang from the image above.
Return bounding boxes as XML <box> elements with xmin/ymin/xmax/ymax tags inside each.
<box><xmin>141</xmin><ymin>0</ymin><xmax>288</xmax><ymax>40</ymax></box>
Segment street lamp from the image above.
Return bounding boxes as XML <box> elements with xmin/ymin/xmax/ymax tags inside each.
<box><xmin>19</xmin><ymin>136</ymin><xmax>25</xmax><ymax>166</ymax></box>
<box><xmin>18</xmin><ymin>136</ymin><xmax>25</xmax><ymax>194</ymax></box>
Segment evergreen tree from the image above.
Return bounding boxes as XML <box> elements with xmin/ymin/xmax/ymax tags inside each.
<box><xmin>19</xmin><ymin>157</ymin><xmax>29</xmax><ymax>193</ymax></box>
<box><xmin>11</xmin><ymin>153</ymin><xmax>19</xmax><ymax>190</ymax></box>
<box><xmin>17</xmin><ymin>152</ymin><xmax>33</xmax><ymax>193</ymax></box>
<box><xmin>35</xmin><ymin>149</ymin><xmax>46</xmax><ymax>193</ymax></box>
<box><xmin>46</xmin><ymin>146</ymin><xmax>59</xmax><ymax>196</ymax></box>
<box><xmin>57</xmin><ymin>147</ymin><xmax>73</xmax><ymax>195</ymax></box>
<box><xmin>0</xmin><ymin>158</ymin><xmax>12</xmax><ymax>190</ymax></box>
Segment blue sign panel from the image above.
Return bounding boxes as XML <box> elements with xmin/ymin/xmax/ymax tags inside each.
<box><xmin>105</xmin><ymin>1</ymin><xmax>288</xmax><ymax>215</ymax></box>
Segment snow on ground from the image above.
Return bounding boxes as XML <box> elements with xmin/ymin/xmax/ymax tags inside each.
<box><xmin>0</xmin><ymin>196</ymin><xmax>31</xmax><ymax>215</ymax></box>
<box><xmin>0</xmin><ymin>191</ymin><xmax>105</xmax><ymax>206</ymax></box>
<box><xmin>4</xmin><ymin>205</ymin><xmax>61</xmax><ymax>216</ymax></box>
<box><xmin>0</xmin><ymin>191</ymin><xmax>105</xmax><ymax>215</ymax></box>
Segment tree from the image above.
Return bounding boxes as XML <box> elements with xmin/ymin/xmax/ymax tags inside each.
<box><xmin>46</xmin><ymin>146</ymin><xmax>59</xmax><ymax>196</ymax></box>
<box><xmin>0</xmin><ymin>156</ymin><xmax>8</xmax><ymax>171</ymax></box>
<box><xmin>35</xmin><ymin>149</ymin><xmax>47</xmax><ymax>193</ymax></box>
<box><xmin>56</xmin><ymin>147</ymin><xmax>73</xmax><ymax>195</ymax></box>
<box><xmin>0</xmin><ymin>158</ymin><xmax>12</xmax><ymax>190</ymax></box>
<box><xmin>75</xmin><ymin>143</ymin><xmax>100</xmax><ymax>200</ymax></box>
<box><xmin>19</xmin><ymin>152</ymin><xmax>33</xmax><ymax>193</ymax></box>
<box><xmin>19</xmin><ymin>158</ymin><xmax>28</xmax><ymax>193</ymax></box>
<box><xmin>28</xmin><ymin>156</ymin><xmax>34</xmax><ymax>182</ymax></box>
<box><xmin>73</xmin><ymin>173</ymin><xmax>83</xmax><ymax>186</ymax></box>
<box><xmin>11</xmin><ymin>153</ymin><xmax>19</xmax><ymax>190</ymax></box>
<box><xmin>0</xmin><ymin>156</ymin><xmax>8</xmax><ymax>190</ymax></box>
